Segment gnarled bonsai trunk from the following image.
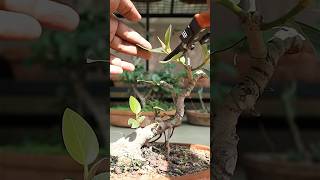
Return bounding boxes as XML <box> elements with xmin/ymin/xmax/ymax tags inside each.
<box><xmin>211</xmin><ymin>13</ymin><xmax>305</xmax><ymax>180</ymax></box>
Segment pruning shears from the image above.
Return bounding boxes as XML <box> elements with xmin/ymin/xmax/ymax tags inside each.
<box><xmin>162</xmin><ymin>12</ymin><xmax>211</xmax><ymax>62</ymax></box>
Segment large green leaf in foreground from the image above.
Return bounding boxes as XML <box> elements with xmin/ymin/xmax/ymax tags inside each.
<box><xmin>62</xmin><ymin>108</ymin><xmax>99</xmax><ymax>165</ymax></box>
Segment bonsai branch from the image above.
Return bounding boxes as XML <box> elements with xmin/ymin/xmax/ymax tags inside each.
<box><xmin>131</xmin><ymin>84</ymin><xmax>146</xmax><ymax>108</ymax></box>
<box><xmin>212</xmin><ymin>13</ymin><xmax>305</xmax><ymax>180</ymax></box>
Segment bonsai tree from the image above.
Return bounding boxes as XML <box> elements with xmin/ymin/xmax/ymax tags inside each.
<box><xmin>115</xmin><ymin>58</ymin><xmax>183</xmax><ymax>111</ymax></box>
<box><xmin>212</xmin><ymin>0</ymin><xmax>320</xmax><ymax>179</ymax></box>
<box><xmin>61</xmin><ymin>22</ymin><xmax>210</xmax><ymax>179</ymax></box>
<box><xmin>110</xmin><ymin>24</ymin><xmax>210</xmax><ymax>158</ymax></box>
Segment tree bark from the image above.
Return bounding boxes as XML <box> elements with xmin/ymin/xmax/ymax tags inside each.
<box><xmin>212</xmin><ymin>13</ymin><xmax>305</xmax><ymax>180</ymax></box>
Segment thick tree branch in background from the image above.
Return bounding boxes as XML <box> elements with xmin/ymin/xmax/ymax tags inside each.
<box><xmin>261</xmin><ymin>0</ymin><xmax>311</xmax><ymax>30</ymax></box>
<box><xmin>212</xmin><ymin>12</ymin><xmax>304</xmax><ymax>180</ymax></box>
<box><xmin>216</xmin><ymin>0</ymin><xmax>311</xmax><ymax>31</ymax></box>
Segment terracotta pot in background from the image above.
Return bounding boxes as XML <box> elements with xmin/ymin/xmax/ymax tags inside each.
<box><xmin>110</xmin><ymin>109</ymin><xmax>176</xmax><ymax>128</ymax></box>
<box><xmin>0</xmin><ymin>152</ymin><xmax>82</xmax><ymax>180</ymax></box>
<box><xmin>243</xmin><ymin>153</ymin><xmax>320</xmax><ymax>180</ymax></box>
<box><xmin>186</xmin><ymin>110</ymin><xmax>210</xmax><ymax>126</ymax></box>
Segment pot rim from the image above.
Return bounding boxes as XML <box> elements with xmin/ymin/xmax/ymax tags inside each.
<box><xmin>110</xmin><ymin>109</ymin><xmax>176</xmax><ymax>116</ymax></box>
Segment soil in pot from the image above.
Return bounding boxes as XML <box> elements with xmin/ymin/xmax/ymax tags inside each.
<box><xmin>110</xmin><ymin>143</ymin><xmax>210</xmax><ymax>180</ymax></box>
<box><xmin>186</xmin><ymin>110</ymin><xmax>210</xmax><ymax>126</ymax></box>
<box><xmin>243</xmin><ymin>153</ymin><xmax>320</xmax><ymax>180</ymax></box>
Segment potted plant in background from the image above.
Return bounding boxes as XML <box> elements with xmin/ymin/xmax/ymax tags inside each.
<box><xmin>63</xmin><ymin>24</ymin><xmax>211</xmax><ymax>179</ymax></box>
<box><xmin>186</xmin><ymin>87</ymin><xmax>210</xmax><ymax>126</ymax></box>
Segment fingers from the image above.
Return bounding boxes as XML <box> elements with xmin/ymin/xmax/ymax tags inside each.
<box><xmin>110</xmin><ymin>16</ymin><xmax>152</xmax><ymax>59</ymax></box>
<box><xmin>110</xmin><ymin>0</ymin><xmax>141</xmax><ymax>21</ymax></box>
<box><xmin>117</xmin><ymin>20</ymin><xmax>152</xmax><ymax>49</ymax></box>
<box><xmin>110</xmin><ymin>55</ymin><xmax>135</xmax><ymax>74</ymax></box>
<box><xmin>110</xmin><ymin>65</ymin><xmax>124</xmax><ymax>74</ymax></box>
<box><xmin>0</xmin><ymin>11</ymin><xmax>41</xmax><ymax>40</ymax></box>
<box><xmin>1</xmin><ymin>0</ymin><xmax>79</xmax><ymax>31</ymax></box>
<box><xmin>111</xmin><ymin>35</ymin><xmax>152</xmax><ymax>59</ymax></box>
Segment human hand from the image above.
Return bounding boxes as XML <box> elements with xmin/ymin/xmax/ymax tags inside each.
<box><xmin>110</xmin><ymin>0</ymin><xmax>152</xmax><ymax>74</ymax></box>
<box><xmin>0</xmin><ymin>0</ymin><xmax>79</xmax><ymax>40</ymax></box>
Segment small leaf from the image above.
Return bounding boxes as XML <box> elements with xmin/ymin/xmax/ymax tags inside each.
<box><xmin>129</xmin><ymin>96</ymin><xmax>141</xmax><ymax>114</ymax></box>
<box><xmin>153</xmin><ymin>106</ymin><xmax>166</xmax><ymax>111</ymax></box>
<box><xmin>157</xmin><ymin>36</ymin><xmax>166</xmax><ymax>50</ymax></box>
<box><xmin>128</xmin><ymin>118</ymin><xmax>140</xmax><ymax>128</ymax></box>
<box><xmin>151</xmin><ymin>74</ymin><xmax>161</xmax><ymax>82</ymax></box>
<box><xmin>93</xmin><ymin>173</ymin><xmax>109</xmax><ymax>180</ymax></box>
<box><xmin>201</xmin><ymin>44</ymin><xmax>210</xmax><ymax>59</ymax></box>
<box><xmin>137</xmin><ymin>80</ymin><xmax>157</xmax><ymax>85</ymax></box>
<box><xmin>137</xmin><ymin>116</ymin><xmax>146</xmax><ymax>123</ymax></box>
<box><xmin>149</xmin><ymin>48</ymin><xmax>166</xmax><ymax>54</ymax></box>
<box><xmin>165</xmin><ymin>25</ymin><xmax>172</xmax><ymax>52</ymax></box>
<box><xmin>62</xmin><ymin>108</ymin><xmax>99</xmax><ymax>166</ymax></box>
<box><xmin>178</xmin><ymin>56</ymin><xmax>186</xmax><ymax>64</ymax></box>
<box><xmin>136</xmin><ymin>44</ymin><xmax>166</xmax><ymax>54</ymax></box>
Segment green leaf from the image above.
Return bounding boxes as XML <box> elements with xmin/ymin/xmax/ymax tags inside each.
<box><xmin>129</xmin><ymin>96</ymin><xmax>141</xmax><ymax>114</ymax></box>
<box><xmin>157</xmin><ymin>36</ymin><xmax>166</xmax><ymax>50</ymax></box>
<box><xmin>137</xmin><ymin>116</ymin><xmax>146</xmax><ymax>123</ymax></box>
<box><xmin>159</xmin><ymin>52</ymin><xmax>183</xmax><ymax>64</ymax></box>
<box><xmin>164</xmin><ymin>25</ymin><xmax>172</xmax><ymax>52</ymax></box>
<box><xmin>93</xmin><ymin>173</ymin><xmax>109</xmax><ymax>180</ymax></box>
<box><xmin>62</xmin><ymin>108</ymin><xmax>99</xmax><ymax>166</ymax></box>
<box><xmin>201</xmin><ymin>44</ymin><xmax>210</xmax><ymax>59</ymax></box>
<box><xmin>136</xmin><ymin>44</ymin><xmax>166</xmax><ymax>54</ymax></box>
<box><xmin>178</xmin><ymin>56</ymin><xmax>186</xmax><ymax>64</ymax></box>
<box><xmin>153</xmin><ymin>106</ymin><xmax>166</xmax><ymax>111</ymax></box>
<box><xmin>128</xmin><ymin>118</ymin><xmax>140</xmax><ymax>128</ymax></box>
<box><xmin>151</xmin><ymin>74</ymin><xmax>161</xmax><ymax>83</ymax></box>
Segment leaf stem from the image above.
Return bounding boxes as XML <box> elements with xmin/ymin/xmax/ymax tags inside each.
<box><xmin>84</xmin><ymin>165</ymin><xmax>89</xmax><ymax>180</ymax></box>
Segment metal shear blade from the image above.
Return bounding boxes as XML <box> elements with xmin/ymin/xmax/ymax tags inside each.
<box><xmin>161</xmin><ymin>43</ymin><xmax>187</xmax><ymax>62</ymax></box>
